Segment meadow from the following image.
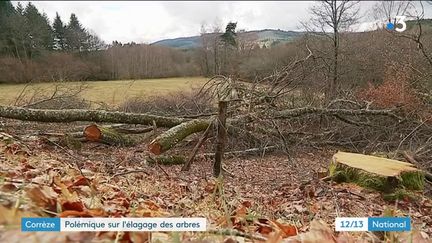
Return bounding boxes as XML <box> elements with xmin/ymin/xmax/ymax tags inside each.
<box><xmin>0</xmin><ymin>77</ymin><xmax>207</xmax><ymax>106</ymax></box>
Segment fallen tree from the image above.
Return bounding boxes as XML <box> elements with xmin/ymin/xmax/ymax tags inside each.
<box><xmin>0</xmin><ymin>104</ymin><xmax>415</xmax><ymax>155</ymax></box>
<box><xmin>148</xmin><ymin>119</ymin><xmax>210</xmax><ymax>155</ymax></box>
<box><xmin>1</xmin><ymin>104</ymin><xmax>404</xmax><ymax>150</ymax></box>
<box><xmin>1</xmin><ymin>93</ymin><xmax>431</xmax><ymax>177</ymax></box>
<box><xmin>0</xmin><ymin>105</ymin><xmax>187</xmax><ymax>127</ymax></box>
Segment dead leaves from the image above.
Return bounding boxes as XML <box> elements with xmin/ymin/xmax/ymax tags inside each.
<box><xmin>26</xmin><ymin>185</ymin><xmax>58</xmax><ymax>213</ymax></box>
<box><xmin>0</xmin><ymin>205</ymin><xmax>37</xmax><ymax>225</ymax></box>
<box><xmin>59</xmin><ymin>208</ymin><xmax>106</xmax><ymax>218</ymax></box>
<box><xmin>2</xmin><ymin>131</ymin><xmax>432</xmax><ymax>243</ymax></box>
<box><xmin>272</xmin><ymin>220</ymin><xmax>298</xmax><ymax>238</ymax></box>
<box><xmin>1</xmin><ymin>183</ymin><xmax>19</xmax><ymax>192</ymax></box>
<box><xmin>295</xmin><ymin>220</ymin><xmax>335</xmax><ymax>243</ymax></box>
<box><xmin>4</xmin><ymin>142</ymin><xmax>31</xmax><ymax>156</ymax></box>
<box><xmin>217</xmin><ymin>201</ymin><xmax>298</xmax><ymax>240</ymax></box>
<box><xmin>0</xmin><ymin>230</ymin><xmax>96</xmax><ymax>243</ymax></box>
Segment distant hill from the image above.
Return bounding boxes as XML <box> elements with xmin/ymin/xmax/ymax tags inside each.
<box><xmin>406</xmin><ymin>18</ymin><xmax>432</xmax><ymax>30</ymax></box>
<box><xmin>151</xmin><ymin>29</ymin><xmax>304</xmax><ymax>49</ymax></box>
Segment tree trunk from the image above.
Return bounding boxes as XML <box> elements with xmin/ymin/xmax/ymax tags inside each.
<box><xmin>84</xmin><ymin>124</ymin><xmax>136</xmax><ymax>146</ymax></box>
<box><xmin>213</xmin><ymin>101</ymin><xmax>228</xmax><ymax>177</ymax></box>
<box><xmin>0</xmin><ymin>105</ymin><xmax>187</xmax><ymax>127</ymax></box>
<box><xmin>148</xmin><ymin>119</ymin><xmax>210</xmax><ymax>155</ymax></box>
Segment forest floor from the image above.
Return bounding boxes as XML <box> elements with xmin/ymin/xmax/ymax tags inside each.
<box><xmin>0</xmin><ymin>120</ymin><xmax>431</xmax><ymax>242</ymax></box>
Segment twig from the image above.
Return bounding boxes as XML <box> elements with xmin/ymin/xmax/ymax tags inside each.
<box><xmin>181</xmin><ymin>113</ymin><xmax>217</xmax><ymax>119</ymax></box>
<box><xmin>182</xmin><ymin>121</ymin><xmax>213</xmax><ymax>171</ymax></box>
<box><xmin>221</xmin><ymin>165</ymin><xmax>235</xmax><ymax>177</ymax></box>
<box><xmin>148</xmin><ymin>156</ymin><xmax>170</xmax><ymax>178</ymax></box>
<box><xmin>13</xmin><ymin>82</ymin><xmax>31</xmax><ymax>106</ymax></box>
<box><xmin>47</xmin><ymin>140</ymin><xmax>95</xmax><ymax>193</ymax></box>
<box><xmin>203</xmin><ymin>146</ymin><xmax>278</xmax><ymax>158</ymax></box>
<box><xmin>156</xmin><ymin>163</ymin><xmax>170</xmax><ymax>178</ymax></box>
<box><xmin>110</xmin><ymin>169</ymin><xmax>150</xmax><ymax>179</ymax></box>
<box><xmin>402</xmin><ymin>151</ymin><xmax>432</xmax><ymax>182</ymax></box>
<box><xmin>272</xmin><ymin>120</ymin><xmax>290</xmax><ymax>155</ymax></box>
<box><xmin>394</xmin><ymin>119</ymin><xmax>428</xmax><ymax>159</ymax></box>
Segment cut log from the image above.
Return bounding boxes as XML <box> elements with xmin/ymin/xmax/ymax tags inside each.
<box><xmin>0</xmin><ymin>105</ymin><xmax>187</xmax><ymax>127</ymax></box>
<box><xmin>329</xmin><ymin>151</ymin><xmax>425</xmax><ymax>192</ymax></box>
<box><xmin>0</xmin><ymin>105</ymin><xmax>400</xmax><ymax>127</ymax></box>
<box><xmin>84</xmin><ymin>124</ymin><xmax>136</xmax><ymax>146</ymax></box>
<box><xmin>148</xmin><ymin>119</ymin><xmax>210</xmax><ymax>155</ymax></box>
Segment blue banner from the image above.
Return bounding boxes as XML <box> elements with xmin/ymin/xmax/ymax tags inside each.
<box><xmin>368</xmin><ymin>217</ymin><xmax>411</xmax><ymax>232</ymax></box>
<box><xmin>21</xmin><ymin>218</ymin><xmax>61</xmax><ymax>232</ymax></box>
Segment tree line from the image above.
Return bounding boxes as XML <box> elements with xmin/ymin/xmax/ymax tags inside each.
<box><xmin>0</xmin><ymin>1</ymin><xmax>104</xmax><ymax>59</ymax></box>
<box><xmin>0</xmin><ymin>0</ymin><xmax>201</xmax><ymax>83</ymax></box>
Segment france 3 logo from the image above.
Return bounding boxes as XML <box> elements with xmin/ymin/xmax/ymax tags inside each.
<box><xmin>385</xmin><ymin>16</ymin><xmax>407</xmax><ymax>32</ymax></box>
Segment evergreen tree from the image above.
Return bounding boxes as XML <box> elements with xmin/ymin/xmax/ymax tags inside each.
<box><xmin>23</xmin><ymin>2</ymin><xmax>54</xmax><ymax>57</ymax></box>
<box><xmin>86</xmin><ymin>29</ymin><xmax>105</xmax><ymax>51</ymax></box>
<box><xmin>53</xmin><ymin>12</ymin><xmax>67</xmax><ymax>50</ymax></box>
<box><xmin>15</xmin><ymin>2</ymin><xmax>24</xmax><ymax>15</ymax></box>
<box><xmin>0</xmin><ymin>0</ymin><xmax>15</xmax><ymax>16</ymax></box>
<box><xmin>8</xmin><ymin>4</ymin><xmax>27</xmax><ymax>59</ymax></box>
<box><xmin>220</xmin><ymin>22</ymin><xmax>237</xmax><ymax>47</ymax></box>
<box><xmin>219</xmin><ymin>22</ymin><xmax>238</xmax><ymax>75</ymax></box>
<box><xmin>65</xmin><ymin>13</ymin><xmax>88</xmax><ymax>52</ymax></box>
<box><xmin>0</xmin><ymin>0</ymin><xmax>16</xmax><ymax>55</ymax></box>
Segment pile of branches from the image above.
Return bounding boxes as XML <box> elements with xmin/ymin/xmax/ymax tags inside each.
<box><xmin>197</xmin><ymin>74</ymin><xmax>431</xmax><ymax>170</ymax></box>
<box><xmin>0</xmin><ymin>47</ymin><xmax>431</xmax><ymax>174</ymax></box>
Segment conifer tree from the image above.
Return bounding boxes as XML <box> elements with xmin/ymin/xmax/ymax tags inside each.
<box><xmin>53</xmin><ymin>12</ymin><xmax>67</xmax><ymax>50</ymax></box>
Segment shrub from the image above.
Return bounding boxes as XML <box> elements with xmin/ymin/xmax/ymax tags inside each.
<box><xmin>119</xmin><ymin>88</ymin><xmax>214</xmax><ymax>116</ymax></box>
<box><xmin>356</xmin><ymin>63</ymin><xmax>424</xmax><ymax>115</ymax></box>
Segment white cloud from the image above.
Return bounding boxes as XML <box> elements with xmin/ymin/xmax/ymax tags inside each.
<box><xmin>12</xmin><ymin>1</ymin><xmax>432</xmax><ymax>44</ymax></box>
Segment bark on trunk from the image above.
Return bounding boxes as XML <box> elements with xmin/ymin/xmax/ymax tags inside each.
<box><xmin>0</xmin><ymin>105</ymin><xmax>399</xmax><ymax>128</ymax></box>
<box><xmin>0</xmin><ymin>105</ymin><xmax>187</xmax><ymax>127</ymax></box>
<box><xmin>84</xmin><ymin>124</ymin><xmax>136</xmax><ymax>146</ymax></box>
<box><xmin>214</xmin><ymin>101</ymin><xmax>228</xmax><ymax>177</ymax></box>
<box><xmin>272</xmin><ymin>107</ymin><xmax>400</xmax><ymax>120</ymax></box>
<box><xmin>148</xmin><ymin>119</ymin><xmax>210</xmax><ymax>155</ymax></box>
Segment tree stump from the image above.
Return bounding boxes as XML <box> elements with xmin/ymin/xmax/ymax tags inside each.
<box><xmin>329</xmin><ymin>151</ymin><xmax>425</xmax><ymax>192</ymax></box>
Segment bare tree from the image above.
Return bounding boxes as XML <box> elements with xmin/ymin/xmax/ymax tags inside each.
<box><xmin>199</xmin><ymin>24</ymin><xmax>211</xmax><ymax>76</ymax></box>
<box><xmin>372</xmin><ymin>1</ymin><xmax>412</xmax><ymax>24</ymax></box>
<box><xmin>305</xmin><ymin>0</ymin><xmax>360</xmax><ymax>101</ymax></box>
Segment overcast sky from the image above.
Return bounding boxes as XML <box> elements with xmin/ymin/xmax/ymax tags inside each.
<box><xmin>12</xmin><ymin>1</ymin><xmax>432</xmax><ymax>44</ymax></box>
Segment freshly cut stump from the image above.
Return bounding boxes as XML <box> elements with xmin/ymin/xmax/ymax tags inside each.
<box><xmin>84</xmin><ymin>124</ymin><xmax>135</xmax><ymax>146</ymax></box>
<box><xmin>329</xmin><ymin>151</ymin><xmax>424</xmax><ymax>192</ymax></box>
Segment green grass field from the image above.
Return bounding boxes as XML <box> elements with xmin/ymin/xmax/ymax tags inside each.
<box><xmin>0</xmin><ymin>77</ymin><xmax>207</xmax><ymax>106</ymax></box>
